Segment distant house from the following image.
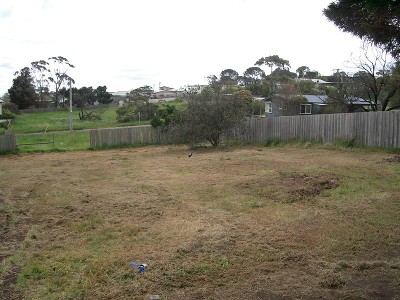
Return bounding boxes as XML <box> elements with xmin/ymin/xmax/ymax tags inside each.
<box><xmin>265</xmin><ymin>94</ymin><xmax>370</xmax><ymax>117</ymax></box>
<box><xmin>153</xmin><ymin>86</ymin><xmax>179</xmax><ymax>99</ymax></box>
<box><xmin>110</xmin><ymin>91</ymin><xmax>129</xmax><ymax>105</ymax></box>
<box><xmin>295</xmin><ymin>78</ymin><xmax>333</xmax><ymax>85</ymax></box>
<box><xmin>184</xmin><ymin>85</ymin><xmax>208</xmax><ymax>94</ymax></box>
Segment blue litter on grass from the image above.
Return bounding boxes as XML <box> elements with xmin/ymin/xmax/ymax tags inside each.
<box><xmin>130</xmin><ymin>262</ymin><xmax>147</xmax><ymax>272</ymax></box>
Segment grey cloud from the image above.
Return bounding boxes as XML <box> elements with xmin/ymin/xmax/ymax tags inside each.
<box><xmin>0</xmin><ymin>63</ymin><xmax>13</xmax><ymax>69</ymax></box>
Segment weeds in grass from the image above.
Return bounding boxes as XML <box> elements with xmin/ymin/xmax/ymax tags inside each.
<box><xmin>73</xmin><ymin>216</ymin><xmax>103</xmax><ymax>233</ymax></box>
<box><xmin>264</xmin><ymin>139</ymin><xmax>282</xmax><ymax>147</ymax></box>
<box><xmin>217</xmin><ymin>257</ymin><xmax>230</xmax><ymax>269</ymax></box>
<box><xmin>334</xmin><ymin>137</ymin><xmax>357</xmax><ymax>148</ymax></box>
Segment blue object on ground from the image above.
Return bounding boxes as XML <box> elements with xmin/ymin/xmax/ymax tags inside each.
<box><xmin>130</xmin><ymin>262</ymin><xmax>147</xmax><ymax>272</ymax></box>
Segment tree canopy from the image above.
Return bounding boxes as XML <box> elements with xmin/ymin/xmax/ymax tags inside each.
<box><xmin>127</xmin><ymin>85</ymin><xmax>154</xmax><ymax>103</ymax></box>
<box><xmin>220</xmin><ymin>69</ymin><xmax>239</xmax><ymax>85</ymax></box>
<box><xmin>168</xmin><ymin>80</ymin><xmax>252</xmax><ymax>147</ymax></box>
<box><xmin>296</xmin><ymin>66</ymin><xmax>310</xmax><ymax>78</ymax></box>
<box><xmin>255</xmin><ymin>55</ymin><xmax>291</xmax><ymax>73</ymax></box>
<box><xmin>47</xmin><ymin>56</ymin><xmax>75</xmax><ymax>107</ymax></box>
<box><xmin>71</xmin><ymin>86</ymin><xmax>112</xmax><ymax>108</ymax></box>
<box><xmin>8</xmin><ymin>68</ymin><xmax>38</xmax><ymax>109</ymax></box>
<box><xmin>243</xmin><ymin>67</ymin><xmax>265</xmax><ymax>85</ymax></box>
<box><xmin>323</xmin><ymin>0</ymin><xmax>400</xmax><ymax>58</ymax></box>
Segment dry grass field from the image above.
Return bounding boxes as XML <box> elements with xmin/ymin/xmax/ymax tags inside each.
<box><xmin>1</xmin><ymin>145</ymin><xmax>399</xmax><ymax>300</ymax></box>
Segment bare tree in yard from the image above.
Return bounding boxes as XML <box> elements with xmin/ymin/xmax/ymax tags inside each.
<box><xmin>275</xmin><ymin>83</ymin><xmax>305</xmax><ymax>116</ymax></box>
<box><xmin>351</xmin><ymin>44</ymin><xmax>400</xmax><ymax>111</ymax></box>
<box><xmin>169</xmin><ymin>79</ymin><xmax>252</xmax><ymax>147</ymax></box>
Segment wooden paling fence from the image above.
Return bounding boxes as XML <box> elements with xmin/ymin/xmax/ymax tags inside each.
<box><xmin>89</xmin><ymin>111</ymin><xmax>400</xmax><ymax>149</ymax></box>
<box><xmin>238</xmin><ymin>111</ymin><xmax>400</xmax><ymax>148</ymax></box>
<box><xmin>0</xmin><ymin>133</ymin><xmax>16</xmax><ymax>152</ymax></box>
<box><xmin>90</xmin><ymin>125</ymin><xmax>170</xmax><ymax>148</ymax></box>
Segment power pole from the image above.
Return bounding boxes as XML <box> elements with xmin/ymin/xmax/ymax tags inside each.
<box><xmin>69</xmin><ymin>79</ymin><xmax>73</xmax><ymax>132</ymax></box>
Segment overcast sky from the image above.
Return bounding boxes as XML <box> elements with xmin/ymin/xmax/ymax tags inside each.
<box><xmin>0</xmin><ymin>0</ymin><xmax>363</xmax><ymax>95</ymax></box>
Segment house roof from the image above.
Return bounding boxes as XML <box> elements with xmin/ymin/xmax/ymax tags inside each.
<box><xmin>267</xmin><ymin>94</ymin><xmax>369</xmax><ymax>106</ymax></box>
<box><xmin>346</xmin><ymin>96</ymin><xmax>371</xmax><ymax>105</ymax></box>
<box><xmin>159</xmin><ymin>86</ymin><xmax>175</xmax><ymax>91</ymax></box>
<box><xmin>253</xmin><ymin>97</ymin><xmax>265</xmax><ymax>101</ymax></box>
<box><xmin>303</xmin><ymin>95</ymin><xmax>328</xmax><ymax>104</ymax></box>
<box><xmin>303</xmin><ymin>95</ymin><xmax>369</xmax><ymax>105</ymax></box>
<box><xmin>310</xmin><ymin>79</ymin><xmax>332</xmax><ymax>84</ymax></box>
<box><xmin>111</xmin><ymin>91</ymin><xmax>129</xmax><ymax>96</ymax></box>
<box><xmin>295</xmin><ymin>79</ymin><xmax>333</xmax><ymax>84</ymax></box>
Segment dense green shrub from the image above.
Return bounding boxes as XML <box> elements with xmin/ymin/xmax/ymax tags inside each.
<box><xmin>1</xmin><ymin>108</ymin><xmax>16</xmax><ymax>119</ymax></box>
<box><xmin>116</xmin><ymin>102</ymin><xmax>157</xmax><ymax>123</ymax></box>
<box><xmin>116</xmin><ymin>103</ymin><xmax>136</xmax><ymax>122</ymax></box>
<box><xmin>150</xmin><ymin>104</ymin><xmax>178</xmax><ymax>128</ymax></box>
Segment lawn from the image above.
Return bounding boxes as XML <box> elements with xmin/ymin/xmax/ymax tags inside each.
<box><xmin>10</xmin><ymin>100</ymin><xmax>187</xmax><ymax>134</ymax></box>
<box><xmin>10</xmin><ymin>107</ymin><xmax>149</xmax><ymax>134</ymax></box>
<box><xmin>0</xmin><ymin>145</ymin><xmax>399</xmax><ymax>299</ymax></box>
<box><xmin>16</xmin><ymin>131</ymin><xmax>90</xmax><ymax>152</ymax></box>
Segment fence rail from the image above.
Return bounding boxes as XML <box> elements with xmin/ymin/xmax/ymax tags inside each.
<box><xmin>0</xmin><ymin>133</ymin><xmax>16</xmax><ymax>152</ymax></box>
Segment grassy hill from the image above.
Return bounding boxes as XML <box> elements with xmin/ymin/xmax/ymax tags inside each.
<box><xmin>10</xmin><ymin>106</ymin><xmax>147</xmax><ymax>134</ymax></box>
<box><xmin>8</xmin><ymin>101</ymin><xmax>186</xmax><ymax>152</ymax></box>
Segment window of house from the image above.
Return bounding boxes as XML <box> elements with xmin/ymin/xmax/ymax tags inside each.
<box><xmin>300</xmin><ymin>104</ymin><xmax>312</xmax><ymax>114</ymax></box>
<box><xmin>265</xmin><ymin>101</ymin><xmax>272</xmax><ymax>113</ymax></box>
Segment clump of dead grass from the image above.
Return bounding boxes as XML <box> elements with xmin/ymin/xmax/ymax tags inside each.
<box><xmin>319</xmin><ymin>272</ymin><xmax>346</xmax><ymax>289</ymax></box>
<box><xmin>384</xmin><ymin>155</ymin><xmax>400</xmax><ymax>163</ymax></box>
<box><xmin>279</xmin><ymin>172</ymin><xmax>340</xmax><ymax>202</ymax></box>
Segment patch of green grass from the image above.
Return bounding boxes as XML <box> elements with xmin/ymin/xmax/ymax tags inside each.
<box><xmin>10</xmin><ymin>107</ymin><xmax>149</xmax><ymax>134</ymax></box>
<box><xmin>88</xmin><ymin>227</ymin><xmax>118</xmax><ymax>252</ymax></box>
<box><xmin>334</xmin><ymin>137</ymin><xmax>357</xmax><ymax>148</ymax></box>
<box><xmin>264</xmin><ymin>139</ymin><xmax>283</xmax><ymax>147</ymax></box>
<box><xmin>73</xmin><ymin>216</ymin><xmax>104</xmax><ymax>233</ymax></box>
<box><xmin>217</xmin><ymin>257</ymin><xmax>231</xmax><ymax>269</ymax></box>
<box><xmin>15</xmin><ymin>250</ymin><xmax>95</xmax><ymax>299</ymax></box>
<box><xmin>16</xmin><ymin>131</ymin><xmax>89</xmax><ymax>152</ymax></box>
<box><xmin>88</xmin><ymin>141</ymin><xmax>162</xmax><ymax>151</ymax></box>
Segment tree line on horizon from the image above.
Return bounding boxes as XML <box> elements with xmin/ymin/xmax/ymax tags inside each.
<box><xmin>2</xmin><ymin>0</ymin><xmax>399</xmax><ymax>114</ymax></box>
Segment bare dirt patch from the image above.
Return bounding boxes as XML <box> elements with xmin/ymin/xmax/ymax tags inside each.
<box><xmin>0</xmin><ymin>146</ymin><xmax>399</xmax><ymax>299</ymax></box>
<box><xmin>384</xmin><ymin>155</ymin><xmax>400</xmax><ymax>163</ymax></box>
<box><xmin>279</xmin><ymin>172</ymin><xmax>340</xmax><ymax>201</ymax></box>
